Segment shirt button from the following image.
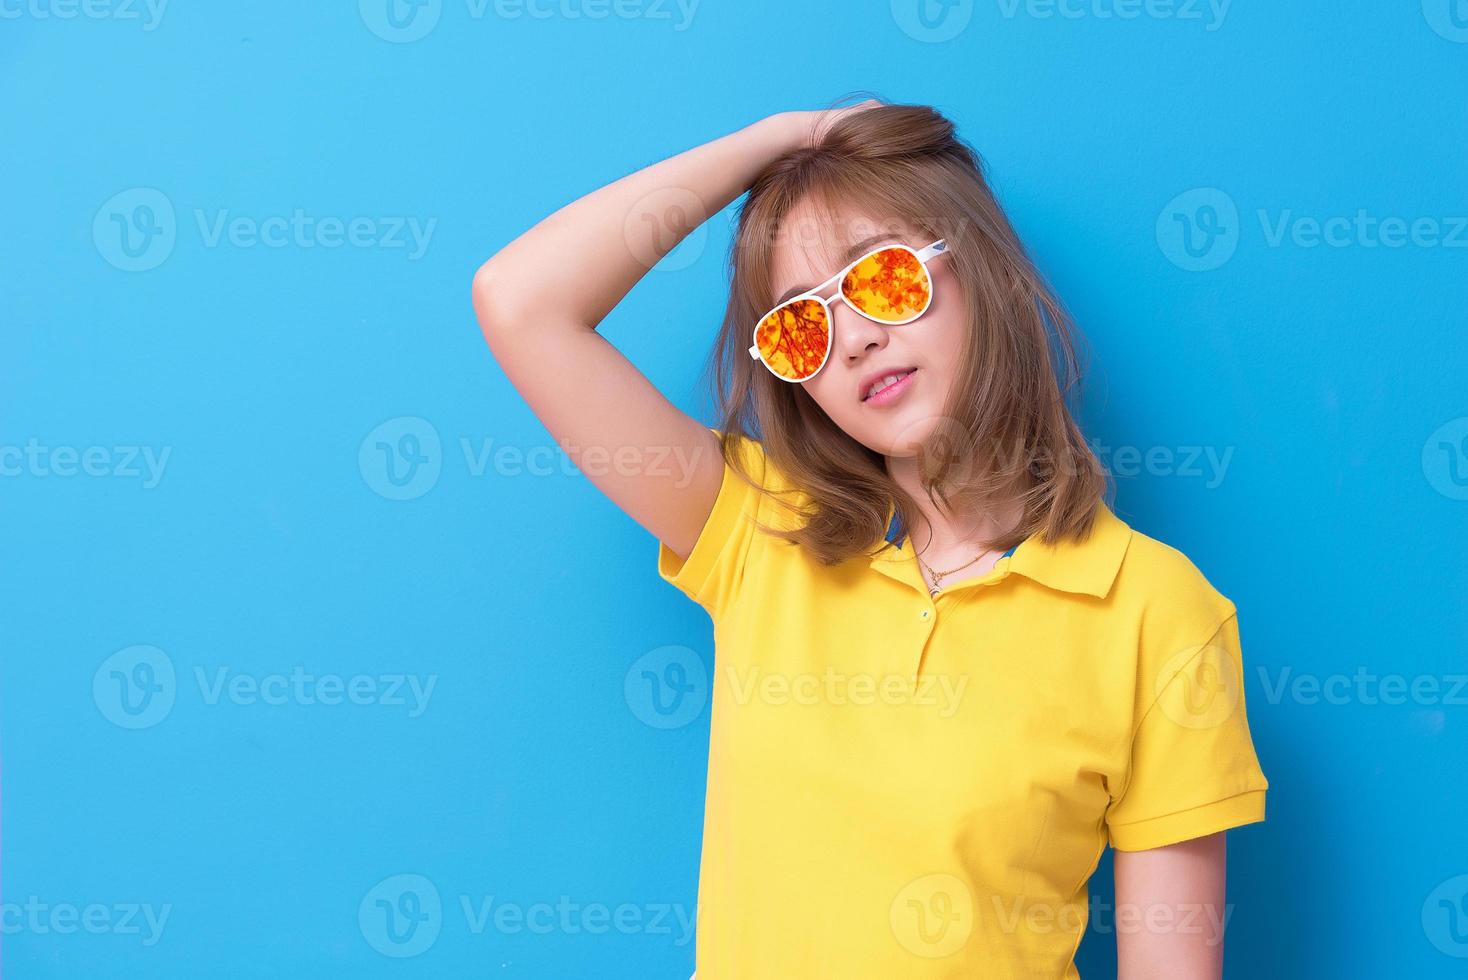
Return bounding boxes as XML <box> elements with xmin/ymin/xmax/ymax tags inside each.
<box><xmin>920</xmin><ymin>609</ymin><xmax>931</xmax><ymax>620</ymax></box>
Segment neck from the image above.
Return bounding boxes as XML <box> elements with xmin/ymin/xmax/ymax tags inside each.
<box><xmin>885</xmin><ymin>453</ymin><xmax>1023</xmax><ymax>554</ymax></box>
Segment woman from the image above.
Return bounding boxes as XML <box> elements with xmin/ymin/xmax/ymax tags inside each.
<box><xmin>472</xmin><ymin>101</ymin><xmax>1268</xmax><ymax>979</ymax></box>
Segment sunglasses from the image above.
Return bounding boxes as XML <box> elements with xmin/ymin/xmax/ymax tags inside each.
<box><xmin>747</xmin><ymin>239</ymin><xmax>948</xmax><ymax>383</ymax></box>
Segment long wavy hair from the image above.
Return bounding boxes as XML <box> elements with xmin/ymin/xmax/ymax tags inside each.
<box><xmin>701</xmin><ymin>101</ymin><xmax>1109</xmax><ymax>566</ymax></box>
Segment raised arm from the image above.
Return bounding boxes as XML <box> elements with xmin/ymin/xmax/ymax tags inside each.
<box><xmin>471</xmin><ymin>109</ymin><xmax>848</xmax><ymax>559</ymax></box>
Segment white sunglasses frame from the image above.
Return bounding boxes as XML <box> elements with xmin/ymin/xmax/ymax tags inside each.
<box><xmin>746</xmin><ymin>239</ymin><xmax>949</xmax><ymax>383</ymax></box>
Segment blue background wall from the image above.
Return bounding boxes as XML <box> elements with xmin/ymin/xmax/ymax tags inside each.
<box><xmin>2</xmin><ymin>1</ymin><xmax>1465</xmax><ymax>976</ymax></box>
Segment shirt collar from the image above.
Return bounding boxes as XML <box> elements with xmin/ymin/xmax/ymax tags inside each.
<box><xmin>1006</xmin><ymin>501</ymin><xmax>1131</xmax><ymax>598</ymax></box>
<box><xmin>876</xmin><ymin>500</ymin><xmax>1131</xmax><ymax>599</ymax></box>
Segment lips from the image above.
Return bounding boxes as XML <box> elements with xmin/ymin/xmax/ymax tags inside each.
<box><xmin>861</xmin><ymin>368</ymin><xmax>917</xmax><ymax>402</ymax></box>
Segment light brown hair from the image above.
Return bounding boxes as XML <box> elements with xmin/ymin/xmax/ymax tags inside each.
<box><xmin>701</xmin><ymin>101</ymin><xmax>1110</xmax><ymax>566</ymax></box>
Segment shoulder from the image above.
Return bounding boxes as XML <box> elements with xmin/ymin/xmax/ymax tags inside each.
<box><xmin>710</xmin><ymin>428</ymin><xmax>810</xmax><ymax>532</ymax></box>
<box><xmin>1110</xmin><ymin>514</ymin><xmax>1238</xmax><ymax>645</ymax></box>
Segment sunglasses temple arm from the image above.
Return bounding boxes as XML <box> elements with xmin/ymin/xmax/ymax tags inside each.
<box><xmin>915</xmin><ymin>239</ymin><xmax>948</xmax><ymax>263</ymax></box>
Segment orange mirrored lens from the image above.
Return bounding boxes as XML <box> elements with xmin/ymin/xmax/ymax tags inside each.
<box><xmin>840</xmin><ymin>247</ymin><xmax>931</xmax><ymax>323</ymax></box>
<box><xmin>755</xmin><ymin>298</ymin><xmax>829</xmax><ymax>381</ymax></box>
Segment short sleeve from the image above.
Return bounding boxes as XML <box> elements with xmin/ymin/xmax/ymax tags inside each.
<box><xmin>1105</xmin><ymin>612</ymin><xmax>1269</xmax><ymax>851</ymax></box>
<box><xmin>655</xmin><ymin>426</ymin><xmax>771</xmax><ymax>620</ymax></box>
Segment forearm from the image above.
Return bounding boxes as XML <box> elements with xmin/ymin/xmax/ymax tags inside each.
<box><xmin>474</xmin><ymin>112</ymin><xmax>807</xmax><ymax>331</ymax></box>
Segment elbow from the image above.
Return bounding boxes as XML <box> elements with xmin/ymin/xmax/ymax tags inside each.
<box><xmin>473</xmin><ymin>260</ymin><xmax>587</xmax><ymax>341</ymax></box>
<box><xmin>471</xmin><ymin>261</ymin><xmax>515</xmax><ymax>340</ymax></box>
<box><xmin>473</xmin><ymin>259</ymin><xmax>569</xmax><ymax>341</ymax></box>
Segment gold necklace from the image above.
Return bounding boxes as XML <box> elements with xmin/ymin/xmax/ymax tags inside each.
<box><xmin>914</xmin><ymin>544</ymin><xmax>995</xmax><ymax>597</ymax></box>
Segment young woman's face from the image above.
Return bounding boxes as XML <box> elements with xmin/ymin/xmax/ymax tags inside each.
<box><xmin>764</xmin><ymin>199</ymin><xmax>968</xmax><ymax>457</ymax></box>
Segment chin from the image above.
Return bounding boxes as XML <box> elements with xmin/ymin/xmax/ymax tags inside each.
<box><xmin>872</xmin><ymin>410</ymin><xmax>941</xmax><ymax>458</ymax></box>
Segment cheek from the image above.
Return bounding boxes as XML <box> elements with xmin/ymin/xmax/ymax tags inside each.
<box><xmin>905</xmin><ymin>303</ymin><xmax>966</xmax><ymax>373</ymax></box>
<box><xmin>803</xmin><ymin>370</ymin><xmax>851</xmax><ymax>418</ymax></box>
<box><xmin>921</xmin><ymin>278</ymin><xmax>968</xmax><ymax>350</ymax></box>
<box><xmin>908</xmin><ymin>309</ymin><xmax>967</xmax><ymax>408</ymax></box>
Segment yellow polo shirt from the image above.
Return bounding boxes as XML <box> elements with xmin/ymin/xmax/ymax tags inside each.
<box><xmin>656</xmin><ymin>429</ymin><xmax>1268</xmax><ymax>978</ymax></box>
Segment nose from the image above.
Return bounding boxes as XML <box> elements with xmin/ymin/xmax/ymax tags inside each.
<box><xmin>830</xmin><ymin>302</ymin><xmax>889</xmax><ymax>365</ymax></box>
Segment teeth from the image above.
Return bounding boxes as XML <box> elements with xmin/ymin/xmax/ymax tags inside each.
<box><xmin>865</xmin><ymin>370</ymin><xmax>912</xmax><ymax>400</ymax></box>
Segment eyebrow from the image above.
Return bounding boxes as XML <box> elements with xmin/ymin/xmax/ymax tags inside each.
<box><xmin>774</xmin><ymin>234</ymin><xmax>897</xmax><ymax>304</ymax></box>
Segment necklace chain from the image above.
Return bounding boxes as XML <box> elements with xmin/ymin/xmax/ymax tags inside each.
<box><xmin>914</xmin><ymin>543</ymin><xmax>996</xmax><ymax>596</ymax></box>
